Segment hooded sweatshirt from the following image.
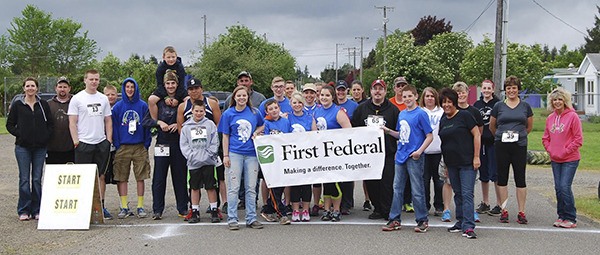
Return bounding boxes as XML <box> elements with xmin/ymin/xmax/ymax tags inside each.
<box><xmin>180</xmin><ymin>117</ymin><xmax>219</xmax><ymax>169</ymax></box>
<box><xmin>474</xmin><ymin>95</ymin><xmax>500</xmax><ymax>145</ymax></box>
<box><xmin>542</xmin><ymin>107</ymin><xmax>582</xmax><ymax>163</ymax></box>
<box><xmin>351</xmin><ymin>98</ymin><xmax>400</xmax><ymax>157</ymax></box>
<box><xmin>6</xmin><ymin>94</ymin><xmax>54</xmax><ymax>148</ymax></box>
<box><xmin>154</xmin><ymin>57</ymin><xmax>187</xmax><ymax>101</ymax></box>
<box><xmin>112</xmin><ymin>78</ymin><xmax>151</xmax><ymax>150</ymax></box>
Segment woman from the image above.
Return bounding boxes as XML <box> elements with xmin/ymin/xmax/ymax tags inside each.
<box><xmin>542</xmin><ymin>87</ymin><xmax>582</xmax><ymax>228</ymax></box>
<box><xmin>420</xmin><ymin>87</ymin><xmax>444</xmax><ymax>216</ymax></box>
<box><xmin>314</xmin><ymin>85</ymin><xmax>352</xmax><ymax>221</ymax></box>
<box><xmin>217</xmin><ymin>86</ymin><xmax>264</xmax><ymax>230</ymax></box>
<box><xmin>288</xmin><ymin>92</ymin><xmax>317</xmax><ymax>221</ymax></box>
<box><xmin>6</xmin><ymin>77</ymin><xmax>54</xmax><ymax>221</ymax></box>
<box><xmin>351</xmin><ymin>81</ymin><xmax>368</xmax><ymax>104</ymax></box>
<box><xmin>438</xmin><ymin>88</ymin><xmax>480</xmax><ymax>239</ymax></box>
<box><xmin>489</xmin><ymin>76</ymin><xmax>533</xmax><ymax>224</ymax></box>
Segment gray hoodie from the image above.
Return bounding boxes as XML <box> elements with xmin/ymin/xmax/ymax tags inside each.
<box><xmin>180</xmin><ymin>117</ymin><xmax>219</xmax><ymax>169</ymax></box>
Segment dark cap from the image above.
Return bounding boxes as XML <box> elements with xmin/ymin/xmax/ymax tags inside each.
<box><xmin>394</xmin><ymin>76</ymin><xmax>408</xmax><ymax>85</ymax></box>
<box><xmin>186</xmin><ymin>78</ymin><xmax>202</xmax><ymax>89</ymax></box>
<box><xmin>57</xmin><ymin>76</ymin><xmax>70</xmax><ymax>85</ymax></box>
<box><xmin>371</xmin><ymin>79</ymin><xmax>386</xmax><ymax>89</ymax></box>
<box><xmin>335</xmin><ymin>80</ymin><xmax>348</xmax><ymax>89</ymax></box>
<box><xmin>237</xmin><ymin>71</ymin><xmax>252</xmax><ymax>79</ymax></box>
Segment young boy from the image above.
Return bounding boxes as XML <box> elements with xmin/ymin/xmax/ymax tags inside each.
<box><xmin>180</xmin><ymin>101</ymin><xmax>220</xmax><ymax>223</ymax></box>
<box><xmin>103</xmin><ymin>85</ymin><xmax>120</xmax><ymax>187</ymax></box>
<box><xmin>112</xmin><ymin>78</ymin><xmax>152</xmax><ymax>219</ymax></box>
<box><xmin>148</xmin><ymin>46</ymin><xmax>188</xmax><ymax>120</ymax></box>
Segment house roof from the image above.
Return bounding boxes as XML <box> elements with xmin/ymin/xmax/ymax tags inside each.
<box><xmin>588</xmin><ymin>53</ymin><xmax>600</xmax><ymax>69</ymax></box>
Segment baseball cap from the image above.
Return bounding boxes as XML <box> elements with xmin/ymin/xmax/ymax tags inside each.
<box><xmin>237</xmin><ymin>71</ymin><xmax>252</xmax><ymax>79</ymax></box>
<box><xmin>186</xmin><ymin>78</ymin><xmax>202</xmax><ymax>89</ymax></box>
<box><xmin>302</xmin><ymin>83</ymin><xmax>317</xmax><ymax>92</ymax></box>
<box><xmin>335</xmin><ymin>80</ymin><xmax>348</xmax><ymax>89</ymax></box>
<box><xmin>56</xmin><ymin>76</ymin><xmax>70</xmax><ymax>85</ymax></box>
<box><xmin>371</xmin><ymin>79</ymin><xmax>386</xmax><ymax>89</ymax></box>
<box><xmin>394</xmin><ymin>76</ymin><xmax>408</xmax><ymax>86</ymax></box>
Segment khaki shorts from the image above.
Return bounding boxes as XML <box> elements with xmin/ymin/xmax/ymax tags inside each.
<box><xmin>438</xmin><ymin>157</ymin><xmax>450</xmax><ymax>185</ymax></box>
<box><xmin>114</xmin><ymin>144</ymin><xmax>151</xmax><ymax>182</ymax></box>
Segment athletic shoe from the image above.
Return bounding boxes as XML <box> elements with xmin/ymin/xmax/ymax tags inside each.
<box><xmin>321</xmin><ymin>211</ymin><xmax>332</xmax><ymax>221</ymax></box>
<box><xmin>260</xmin><ymin>212</ymin><xmax>277</xmax><ymax>222</ymax></box>
<box><xmin>221</xmin><ymin>202</ymin><xmax>228</xmax><ymax>214</ymax></box>
<box><xmin>286</xmin><ymin>205</ymin><xmax>293</xmax><ymax>216</ymax></box>
<box><xmin>559</xmin><ymin>220</ymin><xmax>577</xmax><ymax>228</ymax></box>
<box><xmin>246</xmin><ymin>221</ymin><xmax>263</xmax><ymax>229</ymax></box>
<box><xmin>476</xmin><ymin>202</ymin><xmax>490</xmax><ymax>214</ymax></box>
<box><xmin>118</xmin><ymin>208</ymin><xmax>131</xmax><ymax>219</ymax></box>
<box><xmin>368</xmin><ymin>212</ymin><xmax>384</xmax><ymax>220</ymax></box>
<box><xmin>463</xmin><ymin>229</ymin><xmax>477</xmax><ymax>239</ymax></box>
<box><xmin>341</xmin><ymin>208</ymin><xmax>351</xmax><ymax>215</ymax></box>
<box><xmin>414</xmin><ymin>221</ymin><xmax>429</xmax><ymax>233</ymax></box>
<box><xmin>553</xmin><ymin>219</ymin><xmax>563</xmax><ymax>227</ymax></box>
<box><xmin>474</xmin><ymin>211</ymin><xmax>481</xmax><ymax>223</ymax></box>
<box><xmin>228</xmin><ymin>222</ymin><xmax>240</xmax><ymax>230</ymax></box>
<box><xmin>238</xmin><ymin>201</ymin><xmax>245</xmax><ymax>210</ymax></box>
<box><xmin>183</xmin><ymin>209</ymin><xmax>193</xmax><ymax>221</ymax></box>
<box><xmin>301</xmin><ymin>210</ymin><xmax>310</xmax><ymax>222</ymax></box>
<box><xmin>279</xmin><ymin>215</ymin><xmax>291</xmax><ymax>225</ymax></box>
<box><xmin>137</xmin><ymin>208</ymin><xmax>148</xmax><ymax>218</ymax></box>
<box><xmin>19</xmin><ymin>214</ymin><xmax>29</xmax><ymax>221</ymax></box>
<box><xmin>499</xmin><ymin>210</ymin><xmax>509</xmax><ymax>223</ymax></box>
<box><xmin>488</xmin><ymin>205</ymin><xmax>502</xmax><ymax>216</ymax></box>
<box><xmin>34</xmin><ymin>214</ymin><xmax>39</xmax><ymax>220</ymax></box>
<box><xmin>103</xmin><ymin>208</ymin><xmax>113</xmax><ymax>220</ymax></box>
<box><xmin>217</xmin><ymin>208</ymin><xmax>224</xmax><ymax>220</ymax></box>
<box><xmin>205</xmin><ymin>205</ymin><xmax>211</xmax><ymax>214</ymax></box>
<box><xmin>382</xmin><ymin>220</ymin><xmax>401</xmax><ymax>231</ymax></box>
<box><xmin>210</xmin><ymin>208</ymin><xmax>221</xmax><ymax>223</ymax></box>
<box><xmin>189</xmin><ymin>209</ymin><xmax>200</xmax><ymax>223</ymax></box>
<box><xmin>447</xmin><ymin>224</ymin><xmax>462</xmax><ymax>233</ymax></box>
<box><xmin>331</xmin><ymin>211</ymin><xmax>341</xmax><ymax>222</ymax></box>
<box><xmin>517</xmin><ymin>212</ymin><xmax>528</xmax><ymax>224</ymax></box>
<box><xmin>152</xmin><ymin>213</ymin><xmax>162</xmax><ymax>220</ymax></box>
<box><xmin>363</xmin><ymin>200</ymin><xmax>372</xmax><ymax>211</ymax></box>
<box><xmin>404</xmin><ymin>203</ymin><xmax>414</xmax><ymax>213</ymax></box>
<box><xmin>433</xmin><ymin>210</ymin><xmax>443</xmax><ymax>216</ymax></box>
<box><xmin>292</xmin><ymin>210</ymin><xmax>301</xmax><ymax>222</ymax></box>
<box><xmin>310</xmin><ymin>205</ymin><xmax>320</xmax><ymax>216</ymax></box>
<box><xmin>441</xmin><ymin>209</ymin><xmax>452</xmax><ymax>222</ymax></box>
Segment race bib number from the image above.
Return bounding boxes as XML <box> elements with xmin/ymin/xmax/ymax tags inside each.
<box><xmin>154</xmin><ymin>144</ymin><xmax>170</xmax><ymax>157</ymax></box>
<box><xmin>191</xmin><ymin>127</ymin><xmax>207</xmax><ymax>140</ymax></box>
<box><xmin>501</xmin><ymin>131</ymin><xmax>519</xmax><ymax>143</ymax></box>
<box><xmin>128</xmin><ymin>120</ymin><xmax>137</xmax><ymax>134</ymax></box>
<box><xmin>86</xmin><ymin>103</ymin><xmax>102</xmax><ymax>116</ymax></box>
<box><xmin>366</xmin><ymin>115</ymin><xmax>385</xmax><ymax>127</ymax></box>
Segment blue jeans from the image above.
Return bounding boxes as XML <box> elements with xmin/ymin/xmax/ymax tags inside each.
<box><xmin>447</xmin><ymin>164</ymin><xmax>477</xmax><ymax>231</ymax></box>
<box><xmin>226</xmin><ymin>152</ymin><xmax>259</xmax><ymax>224</ymax></box>
<box><xmin>551</xmin><ymin>160</ymin><xmax>579</xmax><ymax>222</ymax></box>
<box><xmin>15</xmin><ymin>145</ymin><xmax>47</xmax><ymax>216</ymax></box>
<box><xmin>389</xmin><ymin>156</ymin><xmax>428</xmax><ymax>223</ymax></box>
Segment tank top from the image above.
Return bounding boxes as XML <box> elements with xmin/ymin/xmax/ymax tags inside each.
<box><xmin>183</xmin><ymin>96</ymin><xmax>214</xmax><ymax>122</ymax></box>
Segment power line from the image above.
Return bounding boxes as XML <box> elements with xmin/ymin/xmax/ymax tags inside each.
<box><xmin>531</xmin><ymin>0</ymin><xmax>587</xmax><ymax>37</ymax></box>
<box><xmin>463</xmin><ymin>0</ymin><xmax>495</xmax><ymax>33</ymax></box>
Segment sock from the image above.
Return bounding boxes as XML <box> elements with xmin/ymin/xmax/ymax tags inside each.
<box><xmin>210</xmin><ymin>202</ymin><xmax>217</xmax><ymax>210</ymax></box>
<box><xmin>120</xmin><ymin>196</ymin><xmax>128</xmax><ymax>209</ymax></box>
<box><xmin>192</xmin><ymin>205</ymin><xmax>199</xmax><ymax>211</ymax></box>
<box><xmin>137</xmin><ymin>196</ymin><xmax>144</xmax><ymax>209</ymax></box>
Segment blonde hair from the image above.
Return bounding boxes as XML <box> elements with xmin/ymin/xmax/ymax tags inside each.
<box><xmin>547</xmin><ymin>87</ymin><xmax>573</xmax><ymax>111</ymax></box>
<box><xmin>272</xmin><ymin>76</ymin><xmax>285</xmax><ymax>85</ymax></box>
<box><xmin>290</xmin><ymin>91</ymin><xmax>306</xmax><ymax>105</ymax></box>
<box><xmin>452</xmin><ymin>81</ymin><xmax>469</xmax><ymax>92</ymax></box>
<box><xmin>103</xmin><ymin>84</ymin><xmax>117</xmax><ymax>93</ymax></box>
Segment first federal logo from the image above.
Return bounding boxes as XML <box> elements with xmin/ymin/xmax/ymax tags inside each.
<box><xmin>257</xmin><ymin>145</ymin><xmax>275</xmax><ymax>164</ymax></box>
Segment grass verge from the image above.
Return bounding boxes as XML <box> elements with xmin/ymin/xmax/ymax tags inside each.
<box><xmin>575</xmin><ymin>196</ymin><xmax>600</xmax><ymax>222</ymax></box>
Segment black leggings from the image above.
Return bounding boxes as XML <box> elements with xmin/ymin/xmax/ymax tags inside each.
<box><xmin>290</xmin><ymin>185</ymin><xmax>312</xmax><ymax>203</ymax></box>
<box><xmin>495</xmin><ymin>142</ymin><xmax>527</xmax><ymax>188</ymax></box>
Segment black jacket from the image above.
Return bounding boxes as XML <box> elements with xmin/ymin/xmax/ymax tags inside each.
<box><xmin>351</xmin><ymin>98</ymin><xmax>399</xmax><ymax>157</ymax></box>
<box><xmin>6</xmin><ymin>95</ymin><xmax>54</xmax><ymax>148</ymax></box>
<box><xmin>154</xmin><ymin>57</ymin><xmax>187</xmax><ymax>102</ymax></box>
<box><xmin>473</xmin><ymin>95</ymin><xmax>500</xmax><ymax>145</ymax></box>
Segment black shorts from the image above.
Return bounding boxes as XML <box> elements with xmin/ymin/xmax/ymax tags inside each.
<box><xmin>323</xmin><ymin>182</ymin><xmax>341</xmax><ymax>199</ymax></box>
<box><xmin>189</xmin><ymin>165</ymin><xmax>218</xmax><ymax>190</ymax></box>
<box><xmin>74</xmin><ymin>140</ymin><xmax>111</xmax><ymax>177</ymax></box>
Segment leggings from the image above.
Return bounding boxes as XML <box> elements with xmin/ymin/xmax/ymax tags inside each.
<box><xmin>495</xmin><ymin>142</ymin><xmax>527</xmax><ymax>188</ymax></box>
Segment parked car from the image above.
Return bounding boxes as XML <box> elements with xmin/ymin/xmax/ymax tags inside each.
<box><xmin>203</xmin><ymin>91</ymin><xmax>232</xmax><ymax>110</ymax></box>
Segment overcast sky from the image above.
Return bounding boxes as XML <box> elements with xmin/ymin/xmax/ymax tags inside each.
<box><xmin>1</xmin><ymin>0</ymin><xmax>598</xmax><ymax>78</ymax></box>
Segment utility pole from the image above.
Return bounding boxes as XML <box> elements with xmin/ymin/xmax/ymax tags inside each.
<box><xmin>501</xmin><ymin>0</ymin><xmax>510</xmax><ymax>90</ymax></box>
<box><xmin>201</xmin><ymin>15</ymin><xmax>207</xmax><ymax>50</ymax></box>
<box><xmin>375</xmin><ymin>6</ymin><xmax>394</xmax><ymax>74</ymax></box>
<box><xmin>493</xmin><ymin>0</ymin><xmax>503</xmax><ymax>96</ymax></box>
<box><xmin>335</xmin><ymin>43</ymin><xmax>344</xmax><ymax>81</ymax></box>
<box><xmin>355</xmin><ymin>36</ymin><xmax>369</xmax><ymax>83</ymax></box>
<box><xmin>343</xmin><ymin>47</ymin><xmax>357</xmax><ymax>68</ymax></box>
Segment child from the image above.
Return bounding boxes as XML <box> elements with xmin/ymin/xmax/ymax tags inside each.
<box><xmin>180</xmin><ymin>100</ymin><xmax>220</xmax><ymax>223</ymax></box>
<box><xmin>148</xmin><ymin>46</ymin><xmax>188</xmax><ymax>120</ymax></box>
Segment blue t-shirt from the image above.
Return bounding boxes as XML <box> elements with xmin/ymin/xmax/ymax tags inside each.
<box><xmin>217</xmin><ymin>106</ymin><xmax>264</xmax><ymax>156</ymax></box>
<box><xmin>264</xmin><ymin>117</ymin><xmax>292</xmax><ymax>135</ymax></box>
<box><xmin>395</xmin><ymin>107</ymin><xmax>433</xmax><ymax>164</ymax></box>
<box><xmin>314</xmin><ymin>104</ymin><xmax>342</xmax><ymax>130</ymax></box>
<box><xmin>288</xmin><ymin>111</ymin><xmax>314</xmax><ymax>132</ymax></box>
<box><xmin>304</xmin><ymin>104</ymin><xmax>320</xmax><ymax>117</ymax></box>
<box><xmin>338</xmin><ymin>100</ymin><xmax>358</xmax><ymax>119</ymax></box>
<box><xmin>258</xmin><ymin>97</ymin><xmax>293</xmax><ymax>118</ymax></box>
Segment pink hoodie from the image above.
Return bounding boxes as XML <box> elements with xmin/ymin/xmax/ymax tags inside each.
<box><xmin>542</xmin><ymin>107</ymin><xmax>583</xmax><ymax>163</ymax></box>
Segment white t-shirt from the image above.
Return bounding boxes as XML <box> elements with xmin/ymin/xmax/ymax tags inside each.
<box><xmin>422</xmin><ymin>106</ymin><xmax>443</xmax><ymax>154</ymax></box>
<box><xmin>67</xmin><ymin>90</ymin><xmax>111</xmax><ymax>144</ymax></box>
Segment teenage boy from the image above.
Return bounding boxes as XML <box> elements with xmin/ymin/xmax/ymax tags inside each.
<box><xmin>148</xmin><ymin>46</ymin><xmax>188</xmax><ymax>121</ymax></box>
<box><xmin>258</xmin><ymin>77</ymin><xmax>293</xmax><ymax>118</ymax></box>
<box><xmin>381</xmin><ymin>85</ymin><xmax>433</xmax><ymax>232</ymax></box>
<box><xmin>103</xmin><ymin>85</ymin><xmax>120</xmax><ymax>186</ymax></box>
<box><xmin>180</xmin><ymin>101</ymin><xmax>220</xmax><ymax>223</ymax></box>
<box><xmin>112</xmin><ymin>78</ymin><xmax>152</xmax><ymax>219</ymax></box>
<box><xmin>47</xmin><ymin>77</ymin><xmax>74</xmax><ymax>164</ymax></box>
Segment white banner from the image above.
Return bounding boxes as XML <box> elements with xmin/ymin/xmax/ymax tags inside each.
<box><xmin>254</xmin><ymin>126</ymin><xmax>385</xmax><ymax>188</ymax></box>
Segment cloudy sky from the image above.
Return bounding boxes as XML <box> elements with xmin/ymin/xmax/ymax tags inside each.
<box><xmin>0</xmin><ymin>0</ymin><xmax>598</xmax><ymax>78</ymax></box>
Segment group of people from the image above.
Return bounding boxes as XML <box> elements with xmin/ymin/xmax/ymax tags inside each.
<box><xmin>7</xmin><ymin>46</ymin><xmax>583</xmax><ymax>237</ymax></box>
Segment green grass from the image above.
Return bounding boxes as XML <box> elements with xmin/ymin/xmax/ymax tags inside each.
<box><xmin>0</xmin><ymin>117</ymin><xmax>6</xmax><ymax>135</ymax></box>
<box><xmin>528</xmin><ymin>108</ymin><xmax>600</xmax><ymax>171</ymax></box>
<box><xmin>575</xmin><ymin>196</ymin><xmax>600</xmax><ymax>222</ymax></box>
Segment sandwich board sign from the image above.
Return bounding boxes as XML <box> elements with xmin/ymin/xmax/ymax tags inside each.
<box><xmin>38</xmin><ymin>164</ymin><xmax>103</xmax><ymax>230</ymax></box>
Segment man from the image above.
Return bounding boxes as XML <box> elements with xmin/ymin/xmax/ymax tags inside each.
<box><xmin>335</xmin><ymin>80</ymin><xmax>358</xmax><ymax>119</ymax></box>
<box><xmin>68</xmin><ymin>69</ymin><xmax>114</xmax><ymax>220</ymax></box>
<box><xmin>351</xmin><ymin>79</ymin><xmax>399</xmax><ymax>220</ymax></box>
<box><xmin>258</xmin><ymin>77</ymin><xmax>293</xmax><ymax>118</ymax></box>
<box><xmin>284</xmin><ymin>80</ymin><xmax>296</xmax><ymax>99</ymax></box>
<box><xmin>46</xmin><ymin>77</ymin><xmax>74</xmax><ymax>164</ymax></box>
<box><xmin>389</xmin><ymin>77</ymin><xmax>408</xmax><ymax>111</ymax></box>
<box><xmin>314</xmin><ymin>82</ymin><xmax>324</xmax><ymax>104</ymax></box>
<box><xmin>302</xmin><ymin>83</ymin><xmax>319</xmax><ymax>117</ymax></box>
<box><xmin>223</xmin><ymin>71</ymin><xmax>266</xmax><ymax>110</ymax></box>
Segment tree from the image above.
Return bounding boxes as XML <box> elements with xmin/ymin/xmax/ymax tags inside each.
<box><xmin>426</xmin><ymin>32</ymin><xmax>473</xmax><ymax>82</ymax></box>
<box><xmin>552</xmin><ymin>45</ymin><xmax>584</xmax><ymax>68</ymax></box>
<box><xmin>194</xmin><ymin>25</ymin><xmax>296</xmax><ymax>97</ymax></box>
<box><xmin>97</xmin><ymin>52</ymin><xmax>124</xmax><ymax>86</ymax></box>
<box><xmin>363</xmin><ymin>49</ymin><xmax>377</xmax><ymax>69</ymax></box>
<box><xmin>583</xmin><ymin>6</ymin><xmax>600</xmax><ymax>53</ymax></box>
<box><xmin>411</xmin><ymin>15</ymin><xmax>453</xmax><ymax>46</ymax></box>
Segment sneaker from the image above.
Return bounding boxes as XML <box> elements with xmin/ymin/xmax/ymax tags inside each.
<box><xmin>414</xmin><ymin>221</ymin><xmax>429</xmax><ymax>233</ymax></box>
<box><xmin>331</xmin><ymin>211</ymin><xmax>341</xmax><ymax>222</ymax></box>
<box><xmin>382</xmin><ymin>220</ymin><xmax>401</xmax><ymax>231</ymax></box>
<box><xmin>517</xmin><ymin>211</ymin><xmax>528</xmax><ymax>224</ymax></box>
<box><xmin>152</xmin><ymin>213</ymin><xmax>162</xmax><ymax>220</ymax></box>
<box><xmin>447</xmin><ymin>224</ymin><xmax>462</xmax><ymax>233</ymax></box>
<box><xmin>476</xmin><ymin>202</ymin><xmax>490</xmax><ymax>214</ymax></box>
<box><xmin>404</xmin><ymin>204</ymin><xmax>414</xmax><ymax>213</ymax></box>
<box><xmin>260</xmin><ymin>212</ymin><xmax>277</xmax><ymax>222</ymax></box>
<box><xmin>301</xmin><ymin>210</ymin><xmax>310</xmax><ymax>222</ymax></box>
<box><xmin>474</xmin><ymin>211</ymin><xmax>480</xmax><ymax>223</ymax></box>
<box><xmin>137</xmin><ymin>208</ymin><xmax>148</xmax><ymax>218</ymax></box>
<box><xmin>206</xmin><ymin>205</ymin><xmax>211</xmax><ymax>214</ymax></box>
<box><xmin>321</xmin><ymin>211</ymin><xmax>332</xmax><ymax>221</ymax></box>
<box><xmin>363</xmin><ymin>200</ymin><xmax>372</xmax><ymax>211</ymax></box>
<box><xmin>286</xmin><ymin>205</ymin><xmax>293</xmax><ymax>216</ymax></box>
<box><xmin>237</xmin><ymin>201</ymin><xmax>245</xmax><ymax>210</ymax></box>
<box><xmin>553</xmin><ymin>219</ymin><xmax>563</xmax><ymax>227</ymax></box>
<box><xmin>103</xmin><ymin>208</ymin><xmax>113</xmax><ymax>220</ymax></box>
<box><xmin>221</xmin><ymin>202</ymin><xmax>228</xmax><ymax>214</ymax></box>
<box><xmin>488</xmin><ymin>205</ymin><xmax>502</xmax><ymax>216</ymax></box>
<box><xmin>217</xmin><ymin>208</ymin><xmax>224</xmax><ymax>220</ymax></box>
<box><xmin>210</xmin><ymin>208</ymin><xmax>221</xmax><ymax>223</ymax></box>
<box><xmin>463</xmin><ymin>229</ymin><xmax>477</xmax><ymax>239</ymax></box>
<box><xmin>118</xmin><ymin>208</ymin><xmax>131</xmax><ymax>219</ymax></box>
<box><xmin>341</xmin><ymin>208</ymin><xmax>350</xmax><ymax>215</ymax></box>
<box><xmin>310</xmin><ymin>205</ymin><xmax>320</xmax><ymax>216</ymax></box>
<box><xmin>19</xmin><ymin>214</ymin><xmax>29</xmax><ymax>221</ymax></box>
<box><xmin>292</xmin><ymin>210</ymin><xmax>301</xmax><ymax>222</ymax></box>
<box><xmin>441</xmin><ymin>209</ymin><xmax>451</xmax><ymax>222</ymax></box>
<box><xmin>246</xmin><ymin>221</ymin><xmax>263</xmax><ymax>229</ymax></box>
<box><xmin>433</xmin><ymin>210</ymin><xmax>443</xmax><ymax>216</ymax></box>
<box><xmin>559</xmin><ymin>220</ymin><xmax>577</xmax><ymax>228</ymax></box>
<box><xmin>34</xmin><ymin>214</ymin><xmax>40</xmax><ymax>220</ymax></box>
<box><xmin>279</xmin><ymin>215</ymin><xmax>291</xmax><ymax>225</ymax></box>
<box><xmin>189</xmin><ymin>209</ymin><xmax>200</xmax><ymax>224</ymax></box>
<box><xmin>368</xmin><ymin>211</ymin><xmax>384</xmax><ymax>220</ymax></box>
<box><xmin>499</xmin><ymin>210</ymin><xmax>509</xmax><ymax>223</ymax></box>
<box><xmin>228</xmin><ymin>222</ymin><xmax>240</xmax><ymax>230</ymax></box>
<box><xmin>183</xmin><ymin>209</ymin><xmax>193</xmax><ymax>221</ymax></box>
